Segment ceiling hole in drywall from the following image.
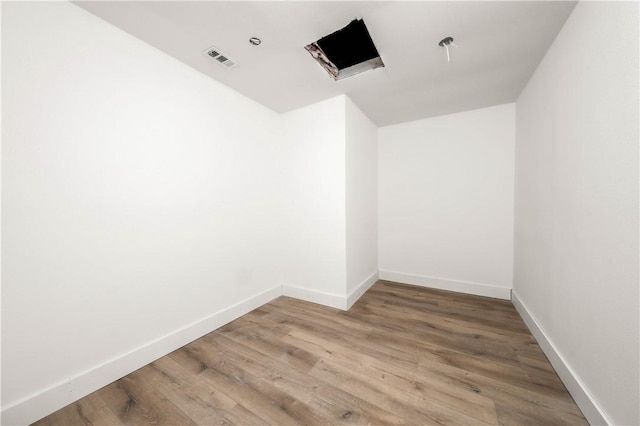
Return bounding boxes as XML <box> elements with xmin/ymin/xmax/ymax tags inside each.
<box><xmin>305</xmin><ymin>19</ymin><xmax>384</xmax><ymax>81</ymax></box>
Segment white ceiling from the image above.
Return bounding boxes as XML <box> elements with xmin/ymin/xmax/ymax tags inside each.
<box><xmin>74</xmin><ymin>1</ymin><xmax>576</xmax><ymax>126</ymax></box>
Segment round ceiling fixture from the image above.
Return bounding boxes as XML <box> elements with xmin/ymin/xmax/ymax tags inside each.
<box><xmin>438</xmin><ymin>36</ymin><xmax>454</xmax><ymax>47</ymax></box>
<box><xmin>438</xmin><ymin>36</ymin><xmax>456</xmax><ymax>63</ymax></box>
<box><xmin>249</xmin><ymin>37</ymin><xmax>261</xmax><ymax>46</ymax></box>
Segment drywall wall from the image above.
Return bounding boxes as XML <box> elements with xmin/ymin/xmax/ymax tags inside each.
<box><xmin>345</xmin><ymin>97</ymin><xmax>378</xmax><ymax>303</ymax></box>
<box><xmin>378</xmin><ymin>104</ymin><xmax>515</xmax><ymax>299</ymax></box>
<box><xmin>280</xmin><ymin>95</ymin><xmax>379</xmax><ymax>309</ymax></box>
<box><xmin>2</xmin><ymin>2</ymin><xmax>282</xmax><ymax>423</ymax></box>
<box><xmin>280</xmin><ymin>95</ymin><xmax>348</xmax><ymax>306</ymax></box>
<box><xmin>513</xmin><ymin>2</ymin><xmax>639</xmax><ymax>425</ymax></box>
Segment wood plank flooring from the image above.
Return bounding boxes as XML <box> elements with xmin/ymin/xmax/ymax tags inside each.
<box><xmin>33</xmin><ymin>281</ymin><xmax>588</xmax><ymax>425</ymax></box>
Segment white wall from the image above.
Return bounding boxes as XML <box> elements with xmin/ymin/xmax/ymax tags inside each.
<box><xmin>280</xmin><ymin>95</ymin><xmax>347</xmax><ymax>305</ymax></box>
<box><xmin>280</xmin><ymin>95</ymin><xmax>378</xmax><ymax>309</ymax></box>
<box><xmin>2</xmin><ymin>2</ymin><xmax>282</xmax><ymax>423</ymax></box>
<box><xmin>378</xmin><ymin>104</ymin><xmax>515</xmax><ymax>299</ymax></box>
<box><xmin>513</xmin><ymin>2</ymin><xmax>639</xmax><ymax>425</ymax></box>
<box><xmin>345</xmin><ymin>97</ymin><xmax>378</xmax><ymax>301</ymax></box>
<box><xmin>6</xmin><ymin>1</ymin><xmax>637</xmax><ymax>425</ymax></box>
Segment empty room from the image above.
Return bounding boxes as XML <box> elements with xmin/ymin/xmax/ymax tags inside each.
<box><xmin>2</xmin><ymin>1</ymin><xmax>638</xmax><ymax>425</ymax></box>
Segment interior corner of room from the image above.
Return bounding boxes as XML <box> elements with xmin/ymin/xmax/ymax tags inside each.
<box><xmin>1</xmin><ymin>1</ymin><xmax>638</xmax><ymax>425</ymax></box>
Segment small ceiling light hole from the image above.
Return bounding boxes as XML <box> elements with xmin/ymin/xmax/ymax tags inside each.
<box><xmin>438</xmin><ymin>36</ymin><xmax>454</xmax><ymax>48</ymax></box>
<box><xmin>249</xmin><ymin>37</ymin><xmax>261</xmax><ymax>46</ymax></box>
<box><xmin>438</xmin><ymin>36</ymin><xmax>457</xmax><ymax>63</ymax></box>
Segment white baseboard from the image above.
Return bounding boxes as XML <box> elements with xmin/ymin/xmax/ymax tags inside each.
<box><xmin>4</xmin><ymin>277</ymin><xmax>386</xmax><ymax>425</ymax></box>
<box><xmin>346</xmin><ymin>271</ymin><xmax>379</xmax><ymax>309</ymax></box>
<box><xmin>281</xmin><ymin>284</ymin><xmax>347</xmax><ymax>310</ymax></box>
<box><xmin>378</xmin><ymin>270</ymin><xmax>511</xmax><ymax>300</ymax></box>
<box><xmin>1</xmin><ymin>285</ymin><xmax>282</xmax><ymax>426</ymax></box>
<box><xmin>511</xmin><ymin>291</ymin><xmax>611</xmax><ymax>426</ymax></box>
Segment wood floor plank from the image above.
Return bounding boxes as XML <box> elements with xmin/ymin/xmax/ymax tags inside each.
<box><xmin>359</xmin><ymin>294</ymin><xmax>536</xmax><ymax>343</ymax></box>
<box><xmin>282</xmin><ymin>327</ymin><xmax>498</xmax><ymax>424</ymax></box>
<box><xmin>37</xmin><ymin>407</ymin><xmax>122</xmax><ymax>426</ymax></box>
<box><xmin>169</xmin><ymin>343</ymin><xmax>303</xmax><ymax>425</ymax></box>
<box><xmin>217</xmin><ymin>317</ymin><xmax>320</xmax><ymax>374</ymax></box>
<box><xmin>197</xmin><ymin>336</ymin><xmax>339</xmax><ymax>425</ymax></box>
<box><xmin>205</xmin><ymin>332</ymin><xmax>406</xmax><ymax>425</ymax></box>
<box><xmin>222</xmin><ymin>404</ymin><xmax>268</xmax><ymax>426</ymax></box>
<box><xmin>33</xmin><ymin>281</ymin><xmax>587</xmax><ymax>425</ymax></box>
<box><xmin>138</xmin><ymin>358</ymin><xmax>235</xmax><ymax>425</ymax></box>
<box><xmin>416</xmin><ymin>350</ymin><xmax>588</xmax><ymax>424</ymax></box>
<box><xmin>98</xmin><ymin>372</ymin><xmax>197</xmax><ymax>425</ymax></box>
<box><xmin>363</xmin><ymin>312</ymin><xmax>535</xmax><ymax>367</ymax></box>
<box><xmin>266</xmin><ymin>306</ymin><xmax>422</xmax><ymax>370</ymax></box>
<box><xmin>310</xmin><ymin>356</ymin><xmax>492</xmax><ymax>426</ymax></box>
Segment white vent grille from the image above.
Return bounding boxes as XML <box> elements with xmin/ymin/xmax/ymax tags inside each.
<box><xmin>204</xmin><ymin>46</ymin><xmax>237</xmax><ymax>68</ymax></box>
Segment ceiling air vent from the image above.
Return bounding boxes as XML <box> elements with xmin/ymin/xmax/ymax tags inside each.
<box><xmin>204</xmin><ymin>46</ymin><xmax>238</xmax><ymax>68</ymax></box>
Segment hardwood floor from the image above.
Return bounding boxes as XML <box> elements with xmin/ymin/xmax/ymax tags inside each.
<box><xmin>34</xmin><ymin>281</ymin><xmax>588</xmax><ymax>425</ymax></box>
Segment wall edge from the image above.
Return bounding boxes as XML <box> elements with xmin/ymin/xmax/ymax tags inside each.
<box><xmin>511</xmin><ymin>291</ymin><xmax>612</xmax><ymax>426</ymax></box>
<box><xmin>346</xmin><ymin>271</ymin><xmax>379</xmax><ymax>309</ymax></box>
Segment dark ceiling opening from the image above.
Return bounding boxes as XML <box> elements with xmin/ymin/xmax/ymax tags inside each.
<box><xmin>305</xmin><ymin>19</ymin><xmax>384</xmax><ymax>81</ymax></box>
